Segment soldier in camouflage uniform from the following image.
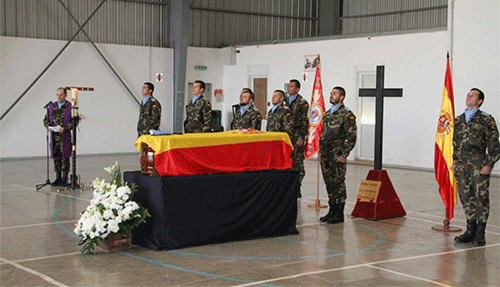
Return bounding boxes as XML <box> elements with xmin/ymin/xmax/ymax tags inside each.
<box><xmin>287</xmin><ymin>79</ymin><xmax>309</xmax><ymax>197</ymax></box>
<box><xmin>319</xmin><ymin>87</ymin><xmax>357</xmax><ymax>224</ymax></box>
<box><xmin>137</xmin><ymin>82</ymin><xmax>162</xmax><ymax>137</ymax></box>
<box><xmin>184</xmin><ymin>80</ymin><xmax>213</xmax><ymax>133</ymax></box>
<box><xmin>43</xmin><ymin>87</ymin><xmax>73</xmax><ymax>186</ymax></box>
<box><xmin>231</xmin><ymin>88</ymin><xmax>262</xmax><ymax>130</ymax></box>
<box><xmin>266</xmin><ymin>90</ymin><xmax>293</xmax><ymax>140</ymax></box>
<box><xmin>452</xmin><ymin>88</ymin><xmax>499</xmax><ymax>247</ymax></box>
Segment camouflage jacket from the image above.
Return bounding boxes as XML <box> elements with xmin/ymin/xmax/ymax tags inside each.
<box><xmin>184</xmin><ymin>95</ymin><xmax>212</xmax><ymax>133</ymax></box>
<box><xmin>319</xmin><ymin>105</ymin><xmax>357</xmax><ymax>159</ymax></box>
<box><xmin>266</xmin><ymin>103</ymin><xmax>293</xmax><ymax>140</ymax></box>
<box><xmin>286</xmin><ymin>94</ymin><xmax>309</xmax><ymax>143</ymax></box>
<box><xmin>453</xmin><ymin>110</ymin><xmax>500</xmax><ymax>167</ymax></box>
<box><xmin>43</xmin><ymin>100</ymin><xmax>73</xmax><ymax>131</ymax></box>
<box><xmin>137</xmin><ymin>96</ymin><xmax>161</xmax><ymax>137</ymax></box>
<box><xmin>231</xmin><ymin>104</ymin><xmax>262</xmax><ymax>130</ymax></box>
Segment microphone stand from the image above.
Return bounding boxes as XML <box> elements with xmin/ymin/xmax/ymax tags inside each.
<box><xmin>36</xmin><ymin>105</ymin><xmax>52</xmax><ymax>191</ymax></box>
<box><xmin>36</xmin><ymin>128</ymin><xmax>51</xmax><ymax>190</ymax></box>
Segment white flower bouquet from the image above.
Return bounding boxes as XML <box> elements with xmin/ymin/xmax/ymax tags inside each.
<box><xmin>74</xmin><ymin>161</ymin><xmax>150</xmax><ymax>254</ymax></box>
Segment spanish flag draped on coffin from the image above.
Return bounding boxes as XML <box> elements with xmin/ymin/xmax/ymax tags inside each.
<box><xmin>135</xmin><ymin>131</ymin><xmax>294</xmax><ymax>176</ymax></box>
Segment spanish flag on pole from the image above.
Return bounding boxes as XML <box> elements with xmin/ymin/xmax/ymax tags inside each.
<box><xmin>305</xmin><ymin>56</ymin><xmax>326</xmax><ymax>159</ymax></box>
<box><xmin>434</xmin><ymin>53</ymin><xmax>458</xmax><ymax>220</ymax></box>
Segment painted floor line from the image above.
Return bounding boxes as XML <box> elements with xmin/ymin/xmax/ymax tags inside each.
<box><xmin>1</xmin><ymin>252</ymin><xmax>81</xmax><ymax>265</ymax></box>
<box><xmin>0</xmin><ymin>256</ymin><xmax>68</xmax><ymax>287</ymax></box>
<box><xmin>0</xmin><ymin>220</ymin><xmax>78</xmax><ymax>231</ymax></box>
<box><xmin>366</xmin><ymin>264</ymin><xmax>451</xmax><ymax>287</ymax></box>
<box><xmin>411</xmin><ymin>211</ymin><xmax>500</xmax><ymax>229</ymax></box>
<box><xmin>232</xmin><ymin>243</ymin><xmax>500</xmax><ymax>287</ymax></box>
<box><xmin>405</xmin><ymin>216</ymin><xmax>500</xmax><ymax>236</ymax></box>
<box><xmin>10</xmin><ymin>184</ymin><xmax>91</xmax><ymax>202</ymax></box>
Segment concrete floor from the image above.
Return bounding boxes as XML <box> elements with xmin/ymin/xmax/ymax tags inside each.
<box><xmin>1</xmin><ymin>154</ymin><xmax>499</xmax><ymax>286</ymax></box>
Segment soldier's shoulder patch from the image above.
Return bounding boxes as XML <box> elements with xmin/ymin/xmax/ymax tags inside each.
<box><xmin>257</xmin><ymin>113</ymin><xmax>263</xmax><ymax>119</ymax></box>
<box><xmin>285</xmin><ymin>112</ymin><xmax>292</xmax><ymax>117</ymax></box>
<box><xmin>206</xmin><ymin>101</ymin><xmax>212</xmax><ymax>107</ymax></box>
<box><xmin>152</xmin><ymin>104</ymin><xmax>158</xmax><ymax>109</ymax></box>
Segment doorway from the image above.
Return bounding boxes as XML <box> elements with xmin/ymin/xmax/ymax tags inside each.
<box><xmin>357</xmin><ymin>73</ymin><xmax>376</xmax><ymax>161</ymax></box>
<box><xmin>253</xmin><ymin>78</ymin><xmax>268</xmax><ymax>119</ymax></box>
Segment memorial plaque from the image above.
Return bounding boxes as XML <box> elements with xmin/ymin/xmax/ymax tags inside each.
<box><xmin>356</xmin><ymin>180</ymin><xmax>382</xmax><ymax>202</ymax></box>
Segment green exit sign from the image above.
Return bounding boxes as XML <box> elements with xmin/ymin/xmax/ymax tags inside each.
<box><xmin>194</xmin><ymin>65</ymin><xmax>208</xmax><ymax>71</ymax></box>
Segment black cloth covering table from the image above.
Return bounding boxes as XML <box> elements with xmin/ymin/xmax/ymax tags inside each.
<box><xmin>124</xmin><ymin>169</ymin><xmax>300</xmax><ymax>250</ymax></box>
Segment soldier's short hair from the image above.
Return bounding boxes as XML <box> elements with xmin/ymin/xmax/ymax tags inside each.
<box><xmin>274</xmin><ymin>90</ymin><xmax>286</xmax><ymax>100</ymax></box>
<box><xmin>195</xmin><ymin>80</ymin><xmax>206</xmax><ymax>92</ymax></box>
<box><xmin>57</xmin><ymin>87</ymin><xmax>67</xmax><ymax>95</ymax></box>
<box><xmin>144</xmin><ymin>82</ymin><xmax>155</xmax><ymax>94</ymax></box>
<box><xmin>333</xmin><ymin>86</ymin><xmax>346</xmax><ymax>98</ymax></box>
<box><xmin>289</xmin><ymin>79</ymin><xmax>301</xmax><ymax>89</ymax></box>
<box><xmin>471</xmin><ymin>88</ymin><xmax>484</xmax><ymax>107</ymax></box>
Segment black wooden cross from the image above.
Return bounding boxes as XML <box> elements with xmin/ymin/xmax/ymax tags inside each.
<box><xmin>359</xmin><ymin>66</ymin><xmax>403</xmax><ymax>170</ymax></box>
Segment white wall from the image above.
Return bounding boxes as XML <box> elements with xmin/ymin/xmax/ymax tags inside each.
<box><xmin>222</xmin><ymin>32</ymin><xmax>449</xmax><ymax>170</ymax></box>
<box><xmin>209</xmin><ymin>0</ymin><xmax>499</xmax><ymax>174</ymax></box>
<box><xmin>0</xmin><ymin>37</ymin><xmax>173</xmax><ymax>158</ymax></box>
<box><xmin>2</xmin><ymin>1</ymin><xmax>498</xmax><ymax>176</ymax></box>
<box><xmin>185</xmin><ymin>47</ymin><xmax>225</xmax><ymax>122</ymax></box>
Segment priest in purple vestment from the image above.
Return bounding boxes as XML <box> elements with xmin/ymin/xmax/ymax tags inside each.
<box><xmin>43</xmin><ymin>87</ymin><xmax>73</xmax><ymax>186</ymax></box>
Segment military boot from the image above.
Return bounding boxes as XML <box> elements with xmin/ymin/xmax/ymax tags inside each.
<box><xmin>51</xmin><ymin>171</ymin><xmax>62</xmax><ymax>186</ymax></box>
<box><xmin>454</xmin><ymin>219</ymin><xmax>477</xmax><ymax>243</ymax></box>
<box><xmin>327</xmin><ymin>201</ymin><xmax>345</xmax><ymax>224</ymax></box>
<box><xmin>472</xmin><ymin>222</ymin><xmax>487</xmax><ymax>247</ymax></box>
<box><xmin>319</xmin><ymin>202</ymin><xmax>337</xmax><ymax>222</ymax></box>
<box><xmin>61</xmin><ymin>172</ymin><xmax>69</xmax><ymax>186</ymax></box>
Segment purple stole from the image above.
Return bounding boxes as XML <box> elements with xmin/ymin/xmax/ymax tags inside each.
<box><xmin>48</xmin><ymin>101</ymin><xmax>72</xmax><ymax>158</ymax></box>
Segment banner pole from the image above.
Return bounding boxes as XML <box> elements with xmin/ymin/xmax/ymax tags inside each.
<box><xmin>308</xmin><ymin>154</ymin><xmax>327</xmax><ymax>209</ymax></box>
<box><xmin>432</xmin><ymin>210</ymin><xmax>461</xmax><ymax>232</ymax></box>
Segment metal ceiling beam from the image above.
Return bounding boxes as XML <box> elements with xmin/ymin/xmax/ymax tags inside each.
<box><xmin>189</xmin><ymin>5</ymin><xmax>317</xmax><ymax>21</ymax></box>
<box><xmin>0</xmin><ymin>0</ymin><xmax>108</xmax><ymax>122</ymax></box>
<box><xmin>341</xmin><ymin>5</ymin><xmax>447</xmax><ymax>19</ymax></box>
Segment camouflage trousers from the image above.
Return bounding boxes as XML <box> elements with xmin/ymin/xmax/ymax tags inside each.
<box><xmin>52</xmin><ymin>137</ymin><xmax>70</xmax><ymax>173</ymax></box>
<box><xmin>455</xmin><ymin>161</ymin><xmax>490</xmax><ymax>223</ymax></box>
<box><xmin>292</xmin><ymin>143</ymin><xmax>305</xmax><ymax>184</ymax></box>
<box><xmin>320</xmin><ymin>154</ymin><xmax>347</xmax><ymax>204</ymax></box>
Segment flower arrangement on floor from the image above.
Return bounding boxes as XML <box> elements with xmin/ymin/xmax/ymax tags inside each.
<box><xmin>74</xmin><ymin>161</ymin><xmax>150</xmax><ymax>254</ymax></box>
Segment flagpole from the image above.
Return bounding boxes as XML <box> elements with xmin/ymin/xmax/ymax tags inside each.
<box><xmin>307</xmin><ymin>153</ymin><xmax>328</xmax><ymax>209</ymax></box>
<box><xmin>432</xmin><ymin>52</ymin><xmax>461</xmax><ymax>233</ymax></box>
<box><xmin>305</xmin><ymin>56</ymin><xmax>327</xmax><ymax>209</ymax></box>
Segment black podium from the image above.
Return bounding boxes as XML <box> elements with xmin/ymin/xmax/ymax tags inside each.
<box><xmin>124</xmin><ymin>169</ymin><xmax>300</xmax><ymax>250</ymax></box>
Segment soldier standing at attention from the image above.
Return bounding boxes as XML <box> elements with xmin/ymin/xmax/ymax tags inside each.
<box><xmin>43</xmin><ymin>87</ymin><xmax>73</xmax><ymax>186</ymax></box>
<box><xmin>137</xmin><ymin>82</ymin><xmax>161</xmax><ymax>137</ymax></box>
<box><xmin>287</xmin><ymin>79</ymin><xmax>309</xmax><ymax>197</ymax></box>
<box><xmin>266</xmin><ymin>90</ymin><xmax>293</xmax><ymax>141</ymax></box>
<box><xmin>319</xmin><ymin>87</ymin><xmax>357</xmax><ymax>224</ymax></box>
<box><xmin>231</xmin><ymin>88</ymin><xmax>262</xmax><ymax>130</ymax></box>
<box><xmin>452</xmin><ymin>88</ymin><xmax>499</xmax><ymax>247</ymax></box>
<box><xmin>184</xmin><ymin>80</ymin><xmax>212</xmax><ymax>133</ymax></box>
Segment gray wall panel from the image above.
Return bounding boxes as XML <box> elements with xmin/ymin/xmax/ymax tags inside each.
<box><xmin>342</xmin><ymin>0</ymin><xmax>446</xmax><ymax>35</ymax></box>
<box><xmin>1</xmin><ymin>0</ymin><xmax>168</xmax><ymax>47</ymax></box>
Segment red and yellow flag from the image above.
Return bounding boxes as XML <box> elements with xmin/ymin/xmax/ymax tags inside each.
<box><xmin>305</xmin><ymin>58</ymin><xmax>326</xmax><ymax>159</ymax></box>
<box><xmin>434</xmin><ymin>54</ymin><xmax>458</xmax><ymax>220</ymax></box>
